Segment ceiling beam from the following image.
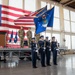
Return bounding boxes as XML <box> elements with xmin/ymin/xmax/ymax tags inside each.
<box><xmin>63</xmin><ymin>0</ymin><xmax>75</xmax><ymax>6</ymax></box>
<box><xmin>60</xmin><ymin>0</ymin><xmax>69</xmax><ymax>3</ymax></box>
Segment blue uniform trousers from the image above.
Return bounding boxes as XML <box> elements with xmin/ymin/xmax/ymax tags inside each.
<box><xmin>40</xmin><ymin>50</ymin><xmax>45</xmax><ymax>66</ymax></box>
<box><xmin>32</xmin><ymin>50</ymin><xmax>37</xmax><ymax>67</ymax></box>
<box><xmin>45</xmin><ymin>49</ymin><xmax>51</xmax><ymax>65</ymax></box>
<box><xmin>52</xmin><ymin>50</ymin><xmax>57</xmax><ymax>64</ymax></box>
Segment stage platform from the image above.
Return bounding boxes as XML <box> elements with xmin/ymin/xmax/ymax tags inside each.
<box><xmin>0</xmin><ymin>48</ymin><xmax>31</xmax><ymax>62</ymax></box>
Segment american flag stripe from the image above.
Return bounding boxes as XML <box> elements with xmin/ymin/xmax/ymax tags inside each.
<box><xmin>0</xmin><ymin>27</ymin><xmax>8</xmax><ymax>31</ymax></box>
<box><xmin>1</xmin><ymin>24</ymin><xmax>29</xmax><ymax>29</ymax></box>
<box><xmin>14</xmin><ymin>23</ymin><xmax>34</xmax><ymax>25</ymax></box>
<box><xmin>2</xmin><ymin>17</ymin><xmax>14</xmax><ymax>22</ymax></box>
<box><xmin>15</xmin><ymin>20</ymin><xmax>33</xmax><ymax>22</ymax></box>
<box><xmin>17</xmin><ymin>16</ymin><xmax>34</xmax><ymax>19</ymax></box>
<box><xmin>2</xmin><ymin>14</ymin><xmax>18</xmax><ymax>20</ymax></box>
<box><xmin>2</xmin><ymin>24</ymin><xmax>35</xmax><ymax>28</ymax></box>
<box><xmin>2</xmin><ymin>20</ymin><xmax>15</xmax><ymax>26</ymax></box>
<box><xmin>2</xmin><ymin>10</ymin><xmax>22</xmax><ymax>17</ymax></box>
<box><xmin>17</xmin><ymin>25</ymin><xmax>35</xmax><ymax>28</ymax></box>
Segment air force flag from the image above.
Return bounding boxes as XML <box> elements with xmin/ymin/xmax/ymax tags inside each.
<box><xmin>34</xmin><ymin>7</ymin><xmax>55</xmax><ymax>34</ymax></box>
<box><xmin>34</xmin><ymin>17</ymin><xmax>46</xmax><ymax>34</ymax></box>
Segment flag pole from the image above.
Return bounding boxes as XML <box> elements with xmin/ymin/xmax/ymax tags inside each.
<box><xmin>44</xmin><ymin>0</ymin><xmax>48</xmax><ymax>39</ymax></box>
<box><xmin>51</xmin><ymin>2</ymin><xmax>55</xmax><ymax>37</ymax></box>
<box><xmin>44</xmin><ymin>0</ymin><xmax>50</xmax><ymax>39</ymax></box>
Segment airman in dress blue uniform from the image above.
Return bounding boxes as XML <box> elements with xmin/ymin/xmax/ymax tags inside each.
<box><xmin>51</xmin><ymin>36</ymin><xmax>58</xmax><ymax>65</ymax></box>
<box><xmin>45</xmin><ymin>37</ymin><xmax>51</xmax><ymax>66</ymax></box>
<box><xmin>38</xmin><ymin>36</ymin><xmax>46</xmax><ymax>67</ymax></box>
<box><xmin>31</xmin><ymin>38</ymin><xmax>37</xmax><ymax>68</ymax></box>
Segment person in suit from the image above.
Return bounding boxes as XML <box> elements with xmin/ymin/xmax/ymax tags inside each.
<box><xmin>27</xmin><ymin>28</ymin><xmax>32</xmax><ymax>47</ymax></box>
<box><xmin>51</xmin><ymin>36</ymin><xmax>58</xmax><ymax>65</ymax></box>
<box><xmin>31</xmin><ymin>38</ymin><xmax>37</xmax><ymax>68</ymax></box>
<box><xmin>18</xmin><ymin>26</ymin><xmax>25</xmax><ymax>48</ymax></box>
<box><xmin>38</xmin><ymin>35</ymin><xmax>46</xmax><ymax>67</ymax></box>
<box><xmin>45</xmin><ymin>37</ymin><xmax>51</xmax><ymax>66</ymax></box>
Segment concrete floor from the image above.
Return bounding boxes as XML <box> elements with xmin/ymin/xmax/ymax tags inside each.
<box><xmin>0</xmin><ymin>55</ymin><xmax>75</xmax><ymax>75</ymax></box>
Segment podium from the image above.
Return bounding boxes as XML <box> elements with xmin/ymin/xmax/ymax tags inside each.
<box><xmin>0</xmin><ymin>31</ymin><xmax>7</xmax><ymax>62</ymax></box>
<box><xmin>0</xmin><ymin>31</ymin><xmax>7</xmax><ymax>47</ymax></box>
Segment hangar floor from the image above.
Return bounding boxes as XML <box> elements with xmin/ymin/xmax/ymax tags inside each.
<box><xmin>0</xmin><ymin>55</ymin><xmax>75</xmax><ymax>75</ymax></box>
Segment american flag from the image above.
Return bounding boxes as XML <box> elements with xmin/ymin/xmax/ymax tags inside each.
<box><xmin>0</xmin><ymin>4</ymin><xmax>31</xmax><ymax>47</ymax></box>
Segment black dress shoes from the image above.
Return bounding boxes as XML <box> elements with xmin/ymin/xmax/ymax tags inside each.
<box><xmin>42</xmin><ymin>65</ymin><xmax>46</xmax><ymax>67</ymax></box>
<box><xmin>47</xmin><ymin>64</ymin><xmax>51</xmax><ymax>66</ymax></box>
<box><xmin>33</xmin><ymin>66</ymin><xmax>37</xmax><ymax>68</ymax></box>
<box><xmin>54</xmin><ymin>64</ymin><xmax>58</xmax><ymax>65</ymax></box>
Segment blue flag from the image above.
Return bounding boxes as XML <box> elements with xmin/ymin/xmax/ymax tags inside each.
<box><xmin>34</xmin><ymin>17</ymin><xmax>46</xmax><ymax>34</ymax></box>
<box><xmin>47</xmin><ymin>7</ymin><xmax>55</xmax><ymax>27</ymax></box>
<box><xmin>9</xmin><ymin>30</ymin><xmax>13</xmax><ymax>42</ymax></box>
<box><xmin>14</xmin><ymin>32</ymin><xmax>17</xmax><ymax>43</ymax></box>
<box><xmin>36</xmin><ymin>5</ymin><xmax>47</xmax><ymax>16</ymax></box>
<box><xmin>34</xmin><ymin>7</ymin><xmax>55</xmax><ymax>34</ymax></box>
<box><xmin>31</xmin><ymin>5</ymin><xmax>47</xmax><ymax>17</ymax></box>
